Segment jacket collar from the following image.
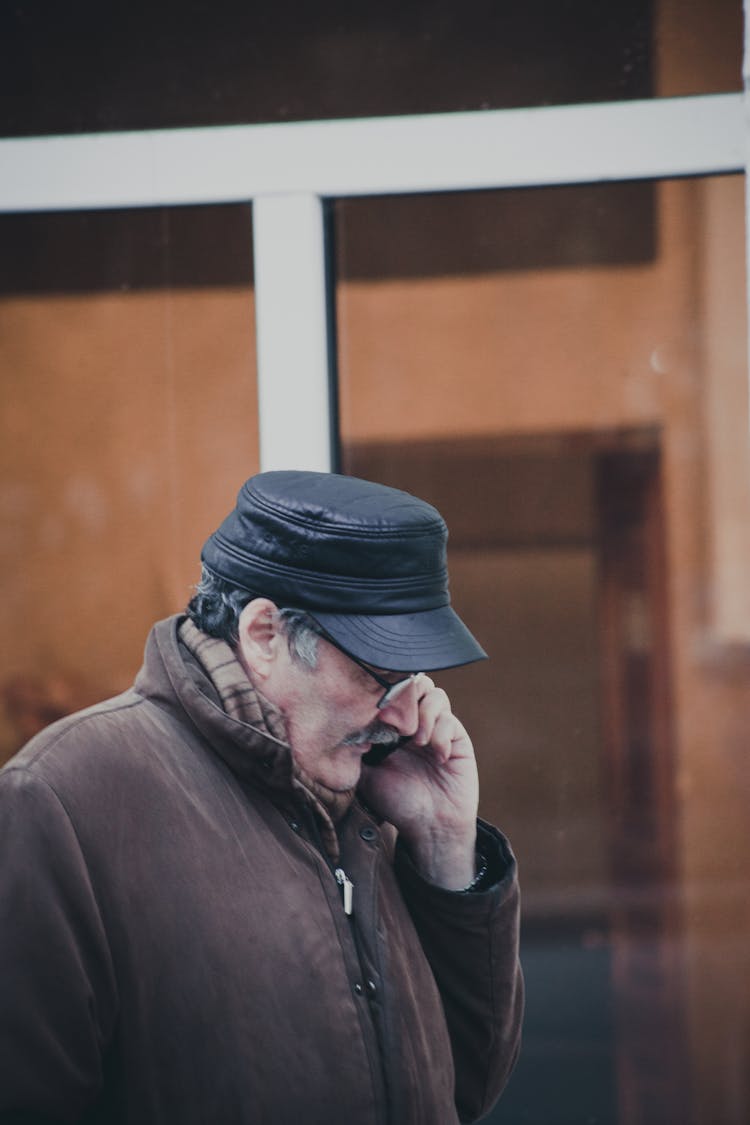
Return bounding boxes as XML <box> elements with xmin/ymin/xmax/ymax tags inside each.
<box><xmin>135</xmin><ymin>616</ymin><xmax>296</xmax><ymax>795</ymax></box>
<box><xmin>134</xmin><ymin>615</ymin><xmax>352</xmax><ymax>862</ymax></box>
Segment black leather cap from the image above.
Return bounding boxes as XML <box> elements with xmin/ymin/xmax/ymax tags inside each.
<box><xmin>201</xmin><ymin>470</ymin><xmax>487</xmax><ymax>671</ymax></box>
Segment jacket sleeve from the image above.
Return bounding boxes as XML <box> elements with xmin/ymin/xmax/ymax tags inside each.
<box><xmin>0</xmin><ymin>766</ymin><xmax>118</xmax><ymax>1123</ymax></box>
<box><xmin>394</xmin><ymin>819</ymin><xmax>524</xmax><ymax>1124</ymax></box>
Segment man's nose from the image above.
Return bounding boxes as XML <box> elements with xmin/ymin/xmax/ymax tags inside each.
<box><xmin>377</xmin><ymin>676</ymin><xmax>420</xmax><ymax>736</ymax></box>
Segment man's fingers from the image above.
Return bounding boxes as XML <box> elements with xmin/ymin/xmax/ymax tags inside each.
<box><xmin>414</xmin><ymin>685</ymin><xmax>448</xmax><ymax>743</ymax></box>
<box><xmin>413</xmin><ymin>673</ymin><xmax>435</xmax><ymax>698</ymax></box>
<box><xmin>427</xmin><ymin>712</ymin><xmax>459</xmax><ymax>762</ymax></box>
<box><xmin>412</xmin><ymin>683</ymin><xmax>460</xmax><ymax>756</ymax></box>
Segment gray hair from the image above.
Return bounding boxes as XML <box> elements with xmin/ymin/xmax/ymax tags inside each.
<box><xmin>186</xmin><ymin>566</ymin><xmax>321</xmax><ymax>668</ymax></box>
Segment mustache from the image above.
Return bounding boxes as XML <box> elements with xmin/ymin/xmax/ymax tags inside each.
<box><xmin>341</xmin><ymin>721</ymin><xmax>403</xmax><ymax>748</ymax></box>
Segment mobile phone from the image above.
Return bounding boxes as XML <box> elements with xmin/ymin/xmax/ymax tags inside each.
<box><xmin>362</xmin><ymin>734</ymin><xmax>412</xmax><ymax>766</ymax></box>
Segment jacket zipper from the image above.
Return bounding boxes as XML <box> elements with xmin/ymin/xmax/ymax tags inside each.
<box><xmin>296</xmin><ymin>805</ymin><xmax>390</xmax><ymax>1125</ymax></box>
<box><xmin>334</xmin><ymin>867</ymin><xmax>354</xmax><ymax>915</ymax></box>
<box><xmin>297</xmin><ymin>804</ymin><xmax>355</xmax><ymax>916</ymax></box>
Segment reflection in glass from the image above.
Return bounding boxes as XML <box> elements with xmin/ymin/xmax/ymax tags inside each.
<box><xmin>0</xmin><ymin>205</ymin><xmax>258</xmax><ymax>764</ymax></box>
<box><xmin>336</xmin><ymin>173</ymin><xmax>749</xmax><ymax>1124</ymax></box>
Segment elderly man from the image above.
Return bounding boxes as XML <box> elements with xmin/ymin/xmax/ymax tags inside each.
<box><xmin>0</xmin><ymin>471</ymin><xmax>523</xmax><ymax>1124</ymax></box>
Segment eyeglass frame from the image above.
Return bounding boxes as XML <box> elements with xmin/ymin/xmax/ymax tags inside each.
<box><xmin>313</xmin><ymin>627</ymin><xmax>423</xmax><ymax>710</ymax></box>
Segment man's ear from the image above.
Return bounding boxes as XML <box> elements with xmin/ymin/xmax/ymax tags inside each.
<box><xmin>236</xmin><ymin>598</ymin><xmax>282</xmax><ymax>680</ymax></box>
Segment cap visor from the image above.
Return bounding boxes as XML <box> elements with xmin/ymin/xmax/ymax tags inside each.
<box><xmin>309</xmin><ymin>606</ymin><xmax>487</xmax><ymax>672</ymax></box>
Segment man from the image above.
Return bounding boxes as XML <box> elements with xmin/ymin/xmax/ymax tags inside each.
<box><xmin>0</xmin><ymin>470</ymin><xmax>523</xmax><ymax>1124</ymax></box>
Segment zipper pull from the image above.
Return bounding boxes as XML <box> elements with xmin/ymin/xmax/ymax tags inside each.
<box><xmin>335</xmin><ymin>868</ymin><xmax>354</xmax><ymax>915</ymax></box>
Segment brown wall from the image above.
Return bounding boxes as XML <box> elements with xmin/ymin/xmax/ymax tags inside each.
<box><xmin>0</xmin><ymin>289</ymin><xmax>258</xmax><ymax>758</ymax></box>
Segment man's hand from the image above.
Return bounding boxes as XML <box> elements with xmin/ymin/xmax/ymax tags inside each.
<box><xmin>358</xmin><ymin>675</ymin><xmax>479</xmax><ymax>891</ymax></box>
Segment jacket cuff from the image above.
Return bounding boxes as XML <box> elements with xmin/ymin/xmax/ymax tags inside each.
<box><xmin>394</xmin><ymin>818</ymin><xmax>518</xmax><ymax>912</ymax></box>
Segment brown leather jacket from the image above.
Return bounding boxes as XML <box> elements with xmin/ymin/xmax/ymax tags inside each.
<box><xmin>0</xmin><ymin>616</ymin><xmax>523</xmax><ymax>1124</ymax></box>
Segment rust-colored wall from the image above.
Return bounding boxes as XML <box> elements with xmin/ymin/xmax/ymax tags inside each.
<box><xmin>0</xmin><ymin>289</ymin><xmax>258</xmax><ymax>760</ymax></box>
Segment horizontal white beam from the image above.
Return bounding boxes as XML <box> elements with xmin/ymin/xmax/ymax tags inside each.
<box><xmin>253</xmin><ymin>194</ymin><xmax>333</xmax><ymax>473</ymax></box>
<box><xmin>0</xmin><ymin>94</ymin><xmax>743</xmax><ymax>214</ymax></box>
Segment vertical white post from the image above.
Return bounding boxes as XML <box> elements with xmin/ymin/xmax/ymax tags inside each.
<box><xmin>252</xmin><ymin>194</ymin><xmax>335</xmax><ymax>473</ymax></box>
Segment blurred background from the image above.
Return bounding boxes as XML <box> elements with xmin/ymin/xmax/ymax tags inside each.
<box><xmin>1</xmin><ymin>1</ymin><xmax>749</xmax><ymax>1122</ymax></box>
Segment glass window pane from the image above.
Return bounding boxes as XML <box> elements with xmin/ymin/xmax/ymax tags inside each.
<box><xmin>335</xmin><ymin>173</ymin><xmax>749</xmax><ymax>1124</ymax></box>
<box><xmin>0</xmin><ymin>205</ymin><xmax>258</xmax><ymax>764</ymax></box>
<box><xmin>0</xmin><ymin>0</ymin><xmax>740</xmax><ymax>137</ymax></box>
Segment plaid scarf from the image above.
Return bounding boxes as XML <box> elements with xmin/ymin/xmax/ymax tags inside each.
<box><xmin>178</xmin><ymin>618</ymin><xmax>354</xmax><ymax>862</ymax></box>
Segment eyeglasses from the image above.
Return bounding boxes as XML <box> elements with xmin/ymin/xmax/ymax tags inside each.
<box><xmin>320</xmin><ymin>631</ymin><xmax>422</xmax><ymax>710</ymax></box>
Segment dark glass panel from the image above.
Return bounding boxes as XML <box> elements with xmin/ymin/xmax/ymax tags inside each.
<box><xmin>1</xmin><ymin>0</ymin><xmax>656</xmax><ymax>136</ymax></box>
